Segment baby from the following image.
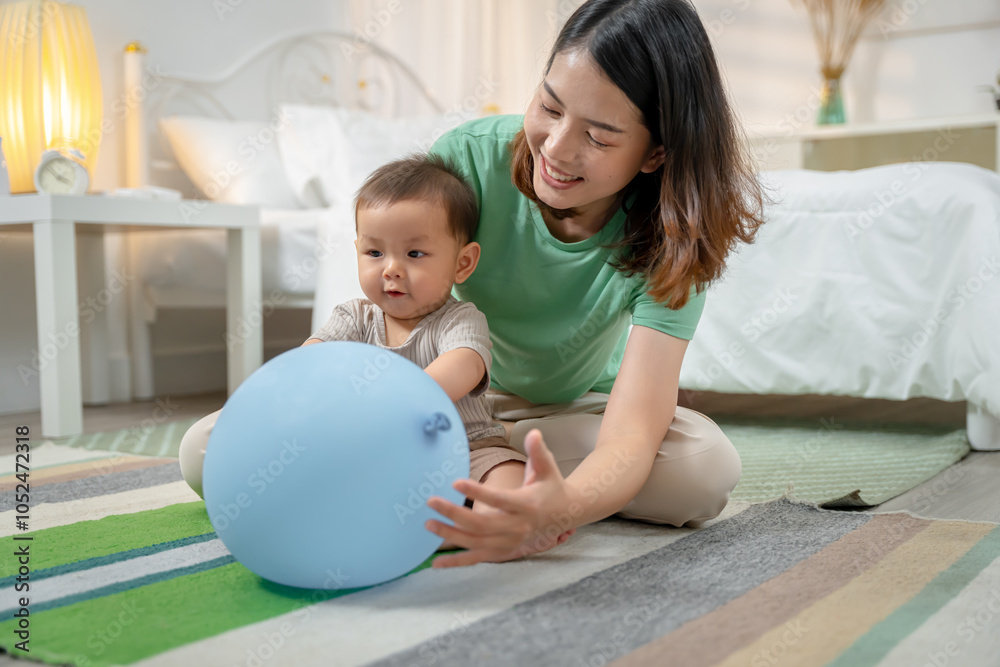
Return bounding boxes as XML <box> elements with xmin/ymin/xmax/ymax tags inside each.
<box><xmin>303</xmin><ymin>154</ymin><xmax>530</xmax><ymax>525</ymax></box>
<box><xmin>178</xmin><ymin>154</ymin><xmax>529</xmax><ymax>546</ymax></box>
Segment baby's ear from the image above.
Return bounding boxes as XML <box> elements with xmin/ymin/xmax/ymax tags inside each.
<box><xmin>454</xmin><ymin>241</ymin><xmax>481</xmax><ymax>284</ymax></box>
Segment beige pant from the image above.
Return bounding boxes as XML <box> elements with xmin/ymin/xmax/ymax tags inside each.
<box><xmin>486</xmin><ymin>390</ymin><xmax>741</xmax><ymax>527</ymax></box>
<box><xmin>178</xmin><ymin>388</ymin><xmax>741</xmax><ymax>528</ymax></box>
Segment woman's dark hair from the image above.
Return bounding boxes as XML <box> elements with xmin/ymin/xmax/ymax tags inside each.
<box><xmin>510</xmin><ymin>0</ymin><xmax>766</xmax><ymax>309</ymax></box>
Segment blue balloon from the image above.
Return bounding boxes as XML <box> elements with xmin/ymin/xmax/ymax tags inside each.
<box><xmin>203</xmin><ymin>341</ymin><xmax>469</xmax><ymax>589</ymax></box>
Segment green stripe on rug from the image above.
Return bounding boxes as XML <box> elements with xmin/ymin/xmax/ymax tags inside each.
<box><xmin>0</xmin><ymin>552</ymin><xmax>440</xmax><ymax>667</ymax></box>
<box><xmin>825</xmin><ymin>524</ymin><xmax>1000</xmax><ymax>667</ymax></box>
<box><xmin>0</xmin><ymin>502</ymin><xmax>211</xmax><ymax>577</ymax></box>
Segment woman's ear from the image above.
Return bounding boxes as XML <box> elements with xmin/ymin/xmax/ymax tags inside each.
<box><xmin>641</xmin><ymin>145</ymin><xmax>667</xmax><ymax>173</ymax></box>
<box><xmin>454</xmin><ymin>241</ymin><xmax>481</xmax><ymax>285</ymax></box>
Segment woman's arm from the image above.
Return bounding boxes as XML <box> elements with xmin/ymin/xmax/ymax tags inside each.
<box><xmin>426</xmin><ymin>324</ymin><xmax>688</xmax><ymax>567</ymax></box>
<box><xmin>560</xmin><ymin>324</ymin><xmax>688</xmax><ymax>527</ymax></box>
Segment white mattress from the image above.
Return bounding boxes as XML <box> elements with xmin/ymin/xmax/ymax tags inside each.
<box><xmin>133</xmin><ymin>207</ymin><xmax>332</xmax><ymax>302</ymax></box>
<box><xmin>679</xmin><ymin>162</ymin><xmax>1000</xmax><ymax>417</ymax></box>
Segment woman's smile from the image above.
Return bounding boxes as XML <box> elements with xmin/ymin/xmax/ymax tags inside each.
<box><xmin>539</xmin><ymin>154</ymin><xmax>583</xmax><ymax>190</ymax></box>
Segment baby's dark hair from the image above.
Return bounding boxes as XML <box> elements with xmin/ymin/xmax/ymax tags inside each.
<box><xmin>354</xmin><ymin>154</ymin><xmax>479</xmax><ymax>245</ymax></box>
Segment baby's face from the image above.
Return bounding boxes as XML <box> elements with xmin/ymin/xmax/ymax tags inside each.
<box><xmin>355</xmin><ymin>200</ymin><xmax>464</xmax><ymax>325</ymax></box>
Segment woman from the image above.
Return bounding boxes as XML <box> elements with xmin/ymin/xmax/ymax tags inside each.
<box><xmin>423</xmin><ymin>0</ymin><xmax>766</xmax><ymax>568</ymax></box>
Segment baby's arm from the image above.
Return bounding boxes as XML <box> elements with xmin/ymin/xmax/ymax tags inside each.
<box><xmin>302</xmin><ymin>301</ymin><xmax>363</xmax><ymax>347</ymax></box>
<box><xmin>304</xmin><ymin>335</ymin><xmax>484</xmax><ymax>402</ymax></box>
<box><xmin>426</xmin><ymin>303</ymin><xmax>492</xmax><ymax>403</ymax></box>
<box><xmin>423</xmin><ymin>348</ymin><xmax>486</xmax><ymax>403</ymax></box>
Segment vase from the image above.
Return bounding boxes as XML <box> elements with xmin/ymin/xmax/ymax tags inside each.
<box><xmin>818</xmin><ymin>75</ymin><xmax>846</xmax><ymax>125</ymax></box>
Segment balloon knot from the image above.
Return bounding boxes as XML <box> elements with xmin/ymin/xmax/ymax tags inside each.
<box><xmin>424</xmin><ymin>412</ymin><xmax>451</xmax><ymax>435</ymax></box>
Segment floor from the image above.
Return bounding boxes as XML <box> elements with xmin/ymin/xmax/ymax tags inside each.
<box><xmin>1</xmin><ymin>391</ymin><xmax>997</xmax><ymax>665</ymax></box>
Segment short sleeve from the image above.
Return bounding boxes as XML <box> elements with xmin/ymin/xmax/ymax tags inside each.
<box><xmin>629</xmin><ymin>283</ymin><xmax>707</xmax><ymax>341</ymax></box>
<box><xmin>309</xmin><ymin>300</ymin><xmax>364</xmax><ymax>342</ymax></box>
<box><xmin>434</xmin><ymin>302</ymin><xmax>493</xmax><ymax>397</ymax></box>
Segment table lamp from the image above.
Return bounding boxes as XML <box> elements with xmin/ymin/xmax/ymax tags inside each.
<box><xmin>0</xmin><ymin>0</ymin><xmax>103</xmax><ymax>193</ymax></box>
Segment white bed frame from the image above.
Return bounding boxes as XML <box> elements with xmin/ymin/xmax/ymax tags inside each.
<box><xmin>109</xmin><ymin>31</ymin><xmax>444</xmax><ymax>401</ymax></box>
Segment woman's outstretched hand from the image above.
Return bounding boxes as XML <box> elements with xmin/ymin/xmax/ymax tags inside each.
<box><xmin>426</xmin><ymin>428</ymin><xmax>577</xmax><ymax>568</ymax></box>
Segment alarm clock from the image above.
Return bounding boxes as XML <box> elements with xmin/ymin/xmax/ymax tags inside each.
<box><xmin>34</xmin><ymin>147</ymin><xmax>90</xmax><ymax>195</ymax></box>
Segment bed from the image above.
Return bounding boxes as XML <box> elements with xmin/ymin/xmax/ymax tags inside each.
<box><xmin>123</xmin><ymin>33</ymin><xmax>1000</xmax><ymax>451</ymax></box>
<box><xmin>122</xmin><ymin>31</ymin><xmax>470</xmax><ymax>398</ymax></box>
<box><xmin>677</xmin><ymin>162</ymin><xmax>1000</xmax><ymax>451</ymax></box>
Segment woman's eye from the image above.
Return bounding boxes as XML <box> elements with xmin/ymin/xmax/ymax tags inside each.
<box><xmin>540</xmin><ymin>102</ymin><xmax>559</xmax><ymax>117</ymax></box>
<box><xmin>588</xmin><ymin>134</ymin><xmax>608</xmax><ymax>148</ymax></box>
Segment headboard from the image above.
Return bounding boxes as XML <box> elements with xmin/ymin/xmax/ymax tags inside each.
<box><xmin>125</xmin><ymin>30</ymin><xmax>446</xmax><ymax>196</ymax></box>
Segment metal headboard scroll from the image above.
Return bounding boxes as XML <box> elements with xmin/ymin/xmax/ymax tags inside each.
<box><xmin>136</xmin><ymin>30</ymin><xmax>445</xmax><ymax>185</ymax></box>
<box><xmin>151</xmin><ymin>29</ymin><xmax>444</xmax><ymax>119</ymax></box>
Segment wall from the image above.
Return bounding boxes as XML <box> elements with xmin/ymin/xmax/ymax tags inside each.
<box><xmin>692</xmin><ymin>0</ymin><xmax>1000</xmax><ymax>131</ymax></box>
<box><xmin>345</xmin><ymin>0</ymin><xmax>584</xmax><ymax>118</ymax></box>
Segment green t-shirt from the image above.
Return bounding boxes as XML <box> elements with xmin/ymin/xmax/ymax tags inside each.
<box><xmin>430</xmin><ymin>114</ymin><xmax>705</xmax><ymax>404</ymax></box>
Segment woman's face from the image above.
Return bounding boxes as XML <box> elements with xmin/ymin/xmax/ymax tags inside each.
<box><xmin>523</xmin><ymin>49</ymin><xmax>665</xmax><ymax>220</ymax></box>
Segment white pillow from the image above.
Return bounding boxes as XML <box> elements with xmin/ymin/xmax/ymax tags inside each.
<box><xmin>280</xmin><ymin>104</ymin><xmax>476</xmax><ymax>331</ymax></box>
<box><xmin>309</xmin><ymin>201</ymin><xmax>366</xmax><ymax>334</ymax></box>
<box><xmin>159</xmin><ymin>115</ymin><xmax>301</xmax><ymax>208</ymax></box>
<box><xmin>276</xmin><ymin>104</ymin><xmax>474</xmax><ymax>209</ymax></box>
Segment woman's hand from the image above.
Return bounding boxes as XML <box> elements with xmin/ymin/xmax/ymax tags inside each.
<box><xmin>425</xmin><ymin>428</ymin><xmax>577</xmax><ymax>568</ymax></box>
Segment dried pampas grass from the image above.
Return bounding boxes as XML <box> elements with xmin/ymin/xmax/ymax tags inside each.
<box><xmin>791</xmin><ymin>0</ymin><xmax>887</xmax><ymax>80</ymax></box>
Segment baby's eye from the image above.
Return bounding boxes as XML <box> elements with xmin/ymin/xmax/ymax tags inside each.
<box><xmin>408</xmin><ymin>250</ymin><xmax>426</xmax><ymax>258</ymax></box>
<box><xmin>366</xmin><ymin>250</ymin><xmax>382</xmax><ymax>258</ymax></box>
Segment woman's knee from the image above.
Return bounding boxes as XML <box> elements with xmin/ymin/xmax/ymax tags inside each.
<box><xmin>178</xmin><ymin>409</ymin><xmax>221</xmax><ymax>499</ymax></box>
<box><xmin>617</xmin><ymin>409</ymin><xmax>741</xmax><ymax>527</ymax></box>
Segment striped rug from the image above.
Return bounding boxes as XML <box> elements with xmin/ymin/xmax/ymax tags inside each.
<box><xmin>47</xmin><ymin>417</ymin><xmax>200</xmax><ymax>458</ymax></box>
<box><xmin>48</xmin><ymin>417</ymin><xmax>970</xmax><ymax>507</ymax></box>
<box><xmin>2</xmin><ymin>446</ymin><xmax>999</xmax><ymax>667</ymax></box>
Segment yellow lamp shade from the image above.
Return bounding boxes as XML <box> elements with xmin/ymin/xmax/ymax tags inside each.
<box><xmin>0</xmin><ymin>0</ymin><xmax>103</xmax><ymax>193</ymax></box>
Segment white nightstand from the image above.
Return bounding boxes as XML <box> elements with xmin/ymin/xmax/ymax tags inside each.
<box><xmin>0</xmin><ymin>193</ymin><xmax>262</xmax><ymax>437</ymax></box>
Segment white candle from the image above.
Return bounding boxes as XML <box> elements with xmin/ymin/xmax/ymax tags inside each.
<box><xmin>124</xmin><ymin>41</ymin><xmax>149</xmax><ymax>188</ymax></box>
